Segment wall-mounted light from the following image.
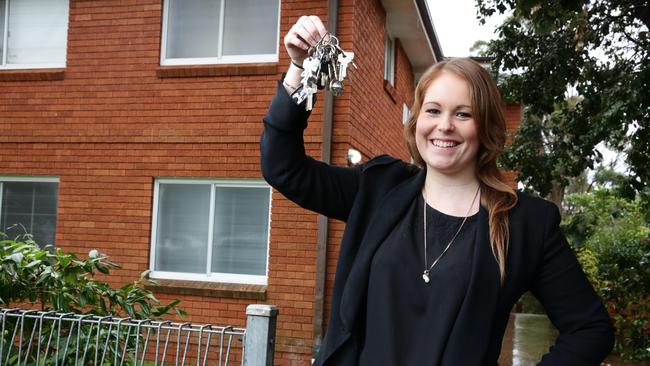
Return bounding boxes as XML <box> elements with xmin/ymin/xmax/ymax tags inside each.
<box><xmin>347</xmin><ymin>148</ymin><xmax>362</xmax><ymax>166</ymax></box>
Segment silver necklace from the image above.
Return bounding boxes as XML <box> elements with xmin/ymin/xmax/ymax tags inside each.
<box><xmin>422</xmin><ymin>185</ymin><xmax>480</xmax><ymax>283</ymax></box>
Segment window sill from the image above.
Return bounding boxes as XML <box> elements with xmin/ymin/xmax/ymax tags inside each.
<box><xmin>146</xmin><ymin>278</ymin><xmax>267</xmax><ymax>300</ymax></box>
<box><xmin>157</xmin><ymin>63</ymin><xmax>278</xmax><ymax>78</ymax></box>
<box><xmin>0</xmin><ymin>68</ymin><xmax>65</xmax><ymax>82</ymax></box>
<box><xmin>383</xmin><ymin>79</ymin><xmax>398</xmax><ymax>104</ymax></box>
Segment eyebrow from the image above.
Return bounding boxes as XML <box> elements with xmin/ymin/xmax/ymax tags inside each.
<box><xmin>423</xmin><ymin>101</ymin><xmax>472</xmax><ymax>109</ymax></box>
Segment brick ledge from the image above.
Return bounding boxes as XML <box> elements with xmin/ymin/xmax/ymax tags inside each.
<box><xmin>0</xmin><ymin>68</ymin><xmax>65</xmax><ymax>81</ymax></box>
<box><xmin>383</xmin><ymin>79</ymin><xmax>398</xmax><ymax>104</ymax></box>
<box><xmin>146</xmin><ymin>278</ymin><xmax>266</xmax><ymax>300</ymax></box>
<box><xmin>157</xmin><ymin>63</ymin><xmax>278</xmax><ymax>78</ymax></box>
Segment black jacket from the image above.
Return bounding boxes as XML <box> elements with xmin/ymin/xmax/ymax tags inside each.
<box><xmin>260</xmin><ymin>81</ymin><xmax>615</xmax><ymax>365</ymax></box>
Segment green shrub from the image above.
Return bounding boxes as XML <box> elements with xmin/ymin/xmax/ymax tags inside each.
<box><xmin>563</xmin><ymin>190</ymin><xmax>650</xmax><ymax>361</ymax></box>
<box><xmin>0</xmin><ymin>230</ymin><xmax>186</xmax><ymax>365</ymax></box>
<box><xmin>0</xmin><ymin>231</ymin><xmax>185</xmax><ymax>318</ymax></box>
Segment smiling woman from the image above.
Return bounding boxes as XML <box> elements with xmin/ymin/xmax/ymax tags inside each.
<box><xmin>414</xmin><ymin>72</ymin><xmax>480</xmax><ymax>182</ymax></box>
<box><xmin>260</xmin><ymin>15</ymin><xmax>615</xmax><ymax>366</ymax></box>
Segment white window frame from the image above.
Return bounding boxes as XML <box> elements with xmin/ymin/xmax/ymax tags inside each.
<box><xmin>0</xmin><ymin>176</ymin><xmax>59</xmax><ymax>239</ymax></box>
<box><xmin>159</xmin><ymin>0</ymin><xmax>281</xmax><ymax>66</ymax></box>
<box><xmin>150</xmin><ymin>178</ymin><xmax>272</xmax><ymax>285</ymax></box>
<box><xmin>384</xmin><ymin>32</ymin><xmax>395</xmax><ymax>85</ymax></box>
<box><xmin>402</xmin><ymin>103</ymin><xmax>410</xmax><ymax>125</ymax></box>
<box><xmin>0</xmin><ymin>0</ymin><xmax>70</xmax><ymax>70</ymax></box>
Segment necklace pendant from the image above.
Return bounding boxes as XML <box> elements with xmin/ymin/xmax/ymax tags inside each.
<box><xmin>422</xmin><ymin>271</ymin><xmax>430</xmax><ymax>283</ymax></box>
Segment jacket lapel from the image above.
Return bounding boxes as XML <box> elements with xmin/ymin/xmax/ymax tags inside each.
<box><xmin>339</xmin><ymin>169</ymin><xmax>426</xmax><ymax>329</ymax></box>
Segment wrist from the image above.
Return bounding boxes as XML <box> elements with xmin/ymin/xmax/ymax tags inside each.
<box><xmin>283</xmin><ymin>79</ymin><xmax>300</xmax><ymax>91</ymax></box>
<box><xmin>290</xmin><ymin>59</ymin><xmax>304</xmax><ymax>70</ymax></box>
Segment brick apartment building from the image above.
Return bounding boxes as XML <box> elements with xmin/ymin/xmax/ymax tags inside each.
<box><xmin>0</xmin><ymin>0</ymin><xmax>520</xmax><ymax>364</ymax></box>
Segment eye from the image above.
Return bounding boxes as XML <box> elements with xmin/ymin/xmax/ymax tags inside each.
<box><xmin>456</xmin><ymin>111</ymin><xmax>472</xmax><ymax>119</ymax></box>
<box><xmin>425</xmin><ymin>108</ymin><xmax>441</xmax><ymax>115</ymax></box>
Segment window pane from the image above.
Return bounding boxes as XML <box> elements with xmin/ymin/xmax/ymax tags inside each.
<box><xmin>165</xmin><ymin>0</ymin><xmax>220</xmax><ymax>59</ymax></box>
<box><xmin>0</xmin><ymin>0</ymin><xmax>5</xmax><ymax>62</ymax></box>
<box><xmin>384</xmin><ymin>36</ymin><xmax>395</xmax><ymax>83</ymax></box>
<box><xmin>155</xmin><ymin>184</ymin><xmax>210</xmax><ymax>274</ymax></box>
<box><xmin>222</xmin><ymin>0</ymin><xmax>278</xmax><ymax>56</ymax></box>
<box><xmin>212</xmin><ymin>187</ymin><xmax>269</xmax><ymax>276</ymax></box>
<box><xmin>7</xmin><ymin>0</ymin><xmax>68</xmax><ymax>65</ymax></box>
<box><xmin>1</xmin><ymin>182</ymin><xmax>58</xmax><ymax>246</ymax></box>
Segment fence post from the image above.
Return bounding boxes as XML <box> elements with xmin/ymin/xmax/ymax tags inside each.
<box><xmin>244</xmin><ymin>304</ymin><xmax>278</xmax><ymax>366</ymax></box>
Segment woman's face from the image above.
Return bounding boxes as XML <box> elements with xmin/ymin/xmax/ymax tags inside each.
<box><xmin>415</xmin><ymin>72</ymin><xmax>480</xmax><ymax>177</ymax></box>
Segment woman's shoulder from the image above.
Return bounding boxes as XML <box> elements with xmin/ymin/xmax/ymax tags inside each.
<box><xmin>360</xmin><ymin>154</ymin><xmax>420</xmax><ymax>174</ymax></box>
<box><xmin>511</xmin><ymin>190</ymin><xmax>561</xmax><ymax>224</ymax></box>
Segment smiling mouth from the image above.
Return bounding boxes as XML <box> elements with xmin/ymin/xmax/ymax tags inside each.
<box><xmin>430</xmin><ymin>139</ymin><xmax>460</xmax><ymax>148</ymax></box>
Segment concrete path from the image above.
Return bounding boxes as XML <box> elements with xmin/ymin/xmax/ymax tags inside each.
<box><xmin>498</xmin><ymin>313</ymin><xmax>648</xmax><ymax>366</ymax></box>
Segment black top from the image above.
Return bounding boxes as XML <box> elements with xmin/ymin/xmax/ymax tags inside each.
<box><xmin>359</xmin><ymin>195</ymin><xmax>478</xmax><ymax>365</ymax></box>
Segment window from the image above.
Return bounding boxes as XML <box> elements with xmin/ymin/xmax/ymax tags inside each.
<box><xmin>403</xmin><ymin>103</ymin><xmax>410</xmax><ymax>125</ymax></box>
<box><xmin>160</xmin><ymin>0</ymin><xmax>280</xmax><ymax>66</ymax></box>
<box><xmin>150</xmin><ymin>179</ymin><xmax>271</xmax><ymax>285</ymax></box>
<box><xmin>0</xmin><ymin>177</ymin><xmax>59</xmax><ymax>246</ymax></box>
<box><xmin>0</xmin><ymin>0</ymin><xmax>69</xmax><ymax>69</ymax></box>
<box><xmin>384</xmin><ymin>33</ymin><xmax>395</xmax><ymax>85</ymax></box>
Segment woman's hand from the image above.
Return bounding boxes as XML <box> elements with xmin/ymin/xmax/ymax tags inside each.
<box><xmin>284</xmin><ymin>15</ymin><xmax>328</xmax><ymax>65</ymax></box>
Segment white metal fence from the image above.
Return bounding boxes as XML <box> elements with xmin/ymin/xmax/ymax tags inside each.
<box><xmin>0</xmin><ymin>304</ymin><xmax>277</xmax><ymax>366</ymax></box>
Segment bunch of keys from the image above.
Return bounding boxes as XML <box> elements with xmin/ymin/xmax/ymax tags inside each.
<box><xmin>295</xmin><ymin>33</ymin><xmax>357</xmax><ymax>111</ymax></box>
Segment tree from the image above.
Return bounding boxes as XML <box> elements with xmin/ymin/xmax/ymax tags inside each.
<box><xmin>476</xmin><ymin>0</ymin><xmax>649</xmax><ymax>208</ymax></box>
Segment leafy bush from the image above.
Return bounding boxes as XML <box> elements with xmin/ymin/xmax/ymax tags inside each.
<box><xmin>562</xmin><ymin>190</ymin><xmax>650</xmax><ymax>361</ymax></box>
<box><xmin>1</xmin><ymin>231</ymin><xmax>185</xmax><ymax>318</ymax></box>
<box><xmin>0</xmin><ymin>230</ymin><xmax>186</xmax><ymax>364</ymax></box>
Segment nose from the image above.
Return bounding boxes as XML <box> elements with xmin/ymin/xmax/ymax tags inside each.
<box><xmin>436</xmin><ymin>113</ymin><xmax>454</xmax><ymax>132</ymax></box>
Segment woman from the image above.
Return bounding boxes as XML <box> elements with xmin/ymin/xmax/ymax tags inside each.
<box><xmin>261</xmin><ymin>15</ymin><xmax>615</xmax><ymax>366</ymax></box>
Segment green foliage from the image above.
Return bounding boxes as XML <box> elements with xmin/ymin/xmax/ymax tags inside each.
<box><xmin>562</xmin><ymin>190</ymin><xmax>650</xmax><ymax>360</ymax></box>
<box><xmin>0</xmin><ymin>230</ymin><xmax>186</xmax><ymax>365</ymax></box>
<box><xmin>476</xmin><ymin>0</ymin><xmax>650</xmax><ymax>204</ymax></box>
<box><xmin>0</xmin><ymin>231</ymin><xmax>185</xmax><ymax>318</ymax></box>
<box><xmin>575</xmin><ymin>246</ymin><xmax>603</xmax><ymax>290</ymax></box>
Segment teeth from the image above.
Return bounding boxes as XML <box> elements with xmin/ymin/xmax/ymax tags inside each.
<box><xmin>431</xmin><ymin>140</ymin><xmax>458</xmax><ymax>148</ymax></box>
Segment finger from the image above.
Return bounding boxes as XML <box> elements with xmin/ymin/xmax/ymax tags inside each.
<box><xmin>308</xmin><ymin>15</ymin><xmax>328</xmax><ymax>38</ymax></box>
<box><xmin>297</xmin><ymin>20</ymin><xmax>319</xmax><ymax>46</ymax></box>
<box><xmin>285</xmin><ymin>32</ymin><xmax>310</xmax><ymax>50</ymax></box>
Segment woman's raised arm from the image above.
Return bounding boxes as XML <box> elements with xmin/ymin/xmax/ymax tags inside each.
<box><xmin>260</xmin><ymin>16</ymin><xmax>361</xmax><ymax>222</ymax></box>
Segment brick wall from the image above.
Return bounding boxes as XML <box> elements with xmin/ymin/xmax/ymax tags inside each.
<box><xmin>348</xmin><ymin>0</ymin><xmax>413</xmax><ymax>161</ymax></box>
<box><xmin>0</xmin><ymin>1</ymin><xmax>327</xmax><ymax>364</ymax></box>
<box><xmin>503</xmin><ymin>104</ymin><xmax>523</xmax><ymax>187</ymax></box>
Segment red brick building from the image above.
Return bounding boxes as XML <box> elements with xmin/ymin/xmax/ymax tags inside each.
<box><xmin>0</xmin><ymin>0</ymin><xmax>519</xmax><ymax>364</ymax></box>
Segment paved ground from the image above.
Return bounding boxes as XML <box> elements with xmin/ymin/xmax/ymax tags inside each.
<box><xmin>498</xmin><ymin>313</ymin><xmax>648</xmax><ymax>366</ymax></box>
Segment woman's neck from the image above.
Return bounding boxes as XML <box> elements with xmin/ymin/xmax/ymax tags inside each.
<box><xmin>422</xmin><ymin>169</ymin><xmax>481</xmax><ymax>217</ymax></box>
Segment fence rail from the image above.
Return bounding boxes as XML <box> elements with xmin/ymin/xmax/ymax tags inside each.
<box><xmin>0</xmin><ymin>305</ymin><xmax>277</xmax><ymax>366</ymax></box>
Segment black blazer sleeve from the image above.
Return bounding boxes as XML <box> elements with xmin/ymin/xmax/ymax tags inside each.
<box><xmin>532</xmin><ymin>203</ymin><xmax>615</xmax><ymax>365</ymax></box>
<box><xmin>260</xmin><ymin>78</ymin><xmax>361</xmax><ymax>222</ymax></box>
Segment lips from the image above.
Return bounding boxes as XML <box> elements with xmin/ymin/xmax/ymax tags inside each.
<box><xmin>430</xmin><ymin>139</ymin><xmax>460</xmax><ymax>148</ymax></box>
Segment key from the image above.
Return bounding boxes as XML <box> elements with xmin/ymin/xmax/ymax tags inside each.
<box><xmin>296</xmin><ymin>33</ymin><xmax>358</xmax><ymax>110</ymax></box>
<box><xmin>330</xmin><ymin>79</ymin><xmax>344</xmax><ymax>97</ymax></box>
<box><xmin>328</xmin><ymin>61</ymin><xmax>344</xmax><ymax>96</ymax></box>
<box><xmin>337</xmin><ymin>51</ymin><xmax>355</xmax><ymax>80</ymax></box>
<box><xmin>305</xmin><ymin>83</ymin><xmax>317</xmax><ymax>111</ymax></box>
<box><xmin>301</xmin><ymin>57</ymin><xmax>321</xmax><ymax>89</ymax></box>
<box><xmin>298</xmin><ymin>56</ymin><xmax>321</xmax><ymax>110</ymax></box>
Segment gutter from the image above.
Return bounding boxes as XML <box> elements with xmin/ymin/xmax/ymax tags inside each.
<box><xmin>313</xmin><ymin>0</ymin><xmax>338</xmax><ymax>356</ymax></box>
<box><xmin>414</xmin><ymin>0</ymin><xmax>445</xmax><ymax>62</ymax></box>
